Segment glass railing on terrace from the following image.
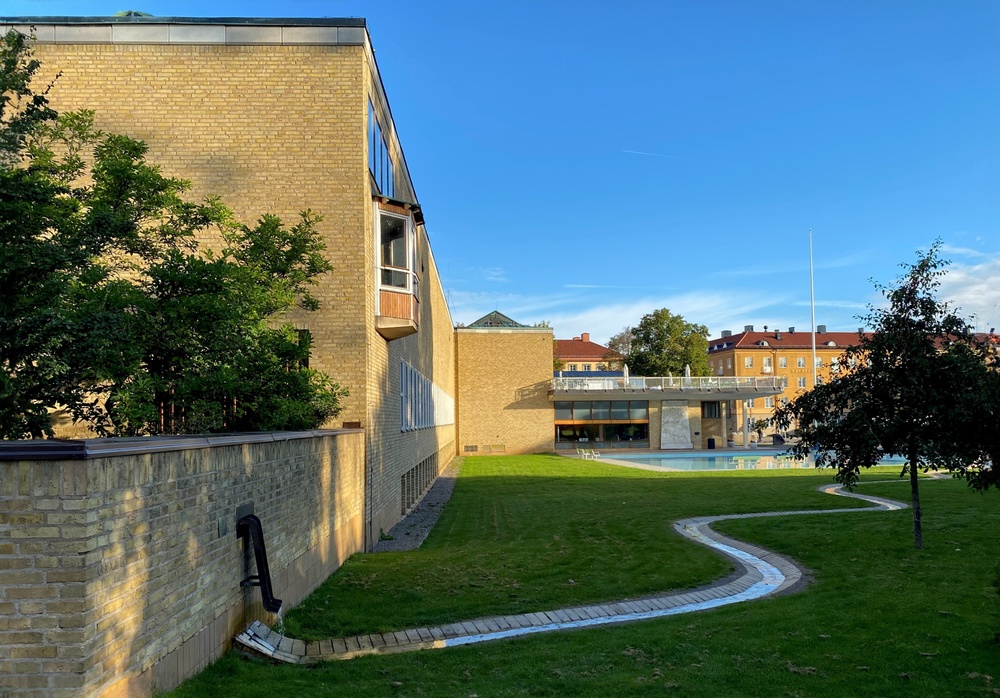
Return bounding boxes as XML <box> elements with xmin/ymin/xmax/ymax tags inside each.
<box><xmin>551</xmin><ymin>376</ymin><xmax>786</xmax><ymax>392</ymax></box>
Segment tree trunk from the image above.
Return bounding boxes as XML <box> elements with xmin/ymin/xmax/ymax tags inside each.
<box><xmin>909</xmin><ymin>441</ymin><xmax>923</xmax><ymax>549</ymax></box>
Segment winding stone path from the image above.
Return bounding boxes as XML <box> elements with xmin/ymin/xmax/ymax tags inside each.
<box><xmin>234</xmin><ymin>483</ymin><xmax>907</xmax><ymax>664</ymax></box>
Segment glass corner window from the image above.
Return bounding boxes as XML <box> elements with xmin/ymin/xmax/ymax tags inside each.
<box><xmin>380</xmin><ymin>212</ymin><xmax>410</xmax><ymax>289</ymax></box>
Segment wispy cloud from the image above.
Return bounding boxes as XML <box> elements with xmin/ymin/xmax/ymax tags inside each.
<box><xmin>483</xmin><ymin>267</ymin><xmax>509</xmax><ymax>283</ymax></box>
<box><xmin>620</xmin><ymin>149</ymin><xmax>689</xmax><ymax>160</ymax></box>
<box><xmin>940</xmin><ymin>243</ymin><xmax>987</xmax><ymax>259</ymax></box>
<box><xmin>791</xmin><ymin>299</ymin><xmax>869</xmax><ymax>310</ymax></box>
<box><xmin>563</xmin><ymin>283</ymin><xmax>671</xmax><ymax>290</ymax></box>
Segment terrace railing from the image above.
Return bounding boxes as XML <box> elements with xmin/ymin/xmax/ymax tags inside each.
<box><xmin>551</xmin><ymin>375</ymin><xmax>786</xmax><ymax>393</ymax></box>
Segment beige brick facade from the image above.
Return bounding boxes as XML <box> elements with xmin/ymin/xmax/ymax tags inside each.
<box><xmin>0</xmin><ymin>431</ymin><xmax>365</xmax><ymax>698</ymax></box>
<box><xmin>455</xmin><ymin>328</ymin><xmax>554</xmax><ymax>455</ymax></box>
<box><xmin>22</xmin><ymin>19</ymin><xmax>457</xmax><ymax>550</ymax></box>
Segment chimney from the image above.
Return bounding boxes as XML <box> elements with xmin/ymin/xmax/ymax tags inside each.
<box><xmin>858</xmin><ymin>327</ymin><xmax>864</xmax><ymax>335</ymax></box>
<box><xmin>817</xmin><ymin>324</ymin><xmax>827</xmax><ymax>334</ymax></box>
<box><xmin>744</xmin><ymin>325</ymin><xmax>754</xmax><ymax>333</ymax></box>
<box><xmin>789</xmin><ymin>326</ymin><xmax>795</xmax><ymax>333</ymax></box>
<box><xmin>581</xmin><ymin>333</ymin><xmax>590</xmax><ymax>342</ymax></box>
<box><xmin>721</xmin><ymin>330</ymin><xmax>732</xmax><ymax>338</ymax></box>
<box><xmin>775</xmin><ymin>332</ymin><xmax>782</xmax><ymax>340</ymax></box>
<box><xmin>573</xmin><ymin>336</ymin><xmax>581</xmax><ymax>341</ymax></box>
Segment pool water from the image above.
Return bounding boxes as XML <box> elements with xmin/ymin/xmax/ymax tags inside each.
<box><xmin>606</xmin><ymin>450</ymin><xmax>908</xmax><ymax>471</ymax></box>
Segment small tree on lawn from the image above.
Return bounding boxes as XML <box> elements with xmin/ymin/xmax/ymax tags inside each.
<box><xmin>772</xmin><ymin>243</ymin><xmax>975</xmax><ymax>549</ymax></box>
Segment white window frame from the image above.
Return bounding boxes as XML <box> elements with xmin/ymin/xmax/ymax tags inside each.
<box><xmin>797</xmin><ymin>356</ymin><xmax>806</xmax><ymax>368</ymax></box>
<box><xmin>376</xmin><ymin>208</ymin><xmax>416</xmax><ymax>309</ymax></box>
<box><xmin>798</xmin><ymin>377</ymin><xmax>807</xmax><ymax>388</ymax></box>
<box><xmin>744</xmin><ymin>356</ymin><xmax>753</xmax><ymax>368</ymax></box>
<box><xmin>778</xmin><ymin>356</ymin><xmax>787</xmax><ymax>368</ymax></box>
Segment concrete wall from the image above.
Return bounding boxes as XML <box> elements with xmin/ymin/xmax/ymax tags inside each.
<box><xmin>455</xmin><ymin>328</ymin><xmax>554</xmax><ymax>455</ymax></box>
<box><xmin>0</xmin><ymin>431</ymin><xmax>365</xmax><ymax>698</ymax></box>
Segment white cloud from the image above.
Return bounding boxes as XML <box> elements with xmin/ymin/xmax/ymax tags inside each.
<box><xmin>940</xmin><ymin>243</ymin><xmax>987</xmax><ymax>259</ymax></box>
<box><xmin>938</xmin><ymin>254</ymin><xmax>1000</xmax><ymax>330</ymax></box>
<box><xmin>483</xmin><ymin>267</ymin><xmax>509</xmax><ymax>282</ymax></box>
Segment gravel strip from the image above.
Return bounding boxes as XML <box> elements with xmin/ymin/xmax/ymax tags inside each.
<box><xmin>372</xmin><ymin>458</ymin><xmax>462</xmax><ymax>552</ymax></box>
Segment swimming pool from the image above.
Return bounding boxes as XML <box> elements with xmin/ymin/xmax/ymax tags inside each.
<box><xmin>605</xmin><ymin>450</ymin><xmax>908</xmax><ymax>471</ymax></box>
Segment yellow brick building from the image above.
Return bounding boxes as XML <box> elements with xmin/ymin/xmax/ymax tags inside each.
<box><xmin>10</xmin><ymin>16</ymin><xmax>457</xmax><ymax>548</ymax></box>
<box><xmin>707</xmin><ymin>325</ymin><xmax>867</xmax><ymax>437</ymax></box>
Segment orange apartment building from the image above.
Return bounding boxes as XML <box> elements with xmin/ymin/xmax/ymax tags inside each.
<box><xmin>554</xmin><ymin>332</ymin><xmax>620</xmax><ymax>373</ymax></box>
<box><xmin>707</xmin><ymin>325</ymin><xmax>868</xmax><ymax>436</ymax></box>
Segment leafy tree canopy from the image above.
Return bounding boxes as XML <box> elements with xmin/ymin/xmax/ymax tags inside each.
<box><xmin>772</xmin><ymin>242</ymin><xmax>995</xmax><ymax>548</ymax></box>
<box><xmin>612</xmin><ymin>309</ymin><xmax>710</xmax><ymax>377</ymax></box>
<box><xmin>0</xmin><ymin>30</ymin><xmax>346</xmax><ymax>439</ymax></box>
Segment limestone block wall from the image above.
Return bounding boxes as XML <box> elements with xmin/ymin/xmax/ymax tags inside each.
<box><xmin>0</xmin><ymin>430</ymin><xmax>365</xmax><ymax>698</ymax></box>
<box><xmin>455</xmin><ymin>328</ymin><xmax>555</xmax><ymax>455</ymax></box>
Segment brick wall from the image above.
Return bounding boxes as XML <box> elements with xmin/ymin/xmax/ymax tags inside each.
<box><xmin>0</xmin><ymin>431</ymin><xmax>365</xmax><ymax>698</ymax></box>
<box><xmin>455</xmin><ymin>329</ymin><xmax>554</xmax><ymax>455</ymax></box>
<box><xmin>29</xmin><ymin>33</ymin><xmax>457</xmax><ymax>548</ymax></box>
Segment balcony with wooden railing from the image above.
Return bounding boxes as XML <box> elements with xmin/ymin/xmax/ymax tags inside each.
<box><xmin>376</xmin><ymin>271</ymin><xmax>419</xmax><ymax>340</ymax></box>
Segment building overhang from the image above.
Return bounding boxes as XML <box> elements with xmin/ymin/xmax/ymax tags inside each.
<box><xmin>550</xmin><ymin>376</ymin><xmax>785</xmax><ymax>401</ymax></box>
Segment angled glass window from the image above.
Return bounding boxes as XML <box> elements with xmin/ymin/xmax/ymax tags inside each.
<box><xmin>380</xmin><ymin>213</ymin><xmax>408</xmax><ymax>288</ymax></box>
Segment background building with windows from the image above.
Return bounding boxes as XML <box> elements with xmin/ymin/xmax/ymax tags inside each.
<box><xmin>554</xmin><ymin>332</ymin><xmax>621</xmax><ymax>373</ymax></box>
<box><xmin>707</xmin><ymin>325</ymin><xmax>868</xmax><ymax>434</ymax></box>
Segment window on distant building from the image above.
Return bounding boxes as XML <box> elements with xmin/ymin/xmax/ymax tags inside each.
<box><xmin>764</xmin><ymin>397</ymin><xmax>774</xmax><ymax>408</ymax></box>
<box><xmin>744</xmin><ymin>356</ymin><xmax>753</xmax><ymax>368</ymax></box>
<box><xmin>702</xmin><ymin>402</ymin><xmax>721</xmax><ymax>418</ymax></box>
<box><xmin>726</xmin><ymin>358</ymin><xmax>732</xmax><ymax>368</ymax></box>
<box><xmin>779</xmin><ymin>357</ymin><xmax>787</xmax><ymax>368</ymax></box>
<box><xmin>797</xmin><ymin>356</ymin><xmax>806</xmax><ymax>368</ymax></box>
<box><xmin>780</xmin><ymin>397</ymin><xmax>789</xmax><ymax>406</ymax></box>
<box><xmin>798</xmin><ymin>377</ymin><xmax>807</xmax><ymax>388</ymax></box>
<box><xmin>746</xmin><ymin>398</ymin><xmax>755</xmax><ymax>408</ymax></box>
<box><xmin>815</xmin><ymin>357</ymin><xmax>823</xmax><ymax>367</ymax></box>
<box><xmin>763</xmin><ymin>357</ymin><xmax>773</xmax><ymax>372</ymax></box>
<box><xmin>583</xmin><ymin>364</ymin><xmax>592</xmax><ymax>371</ymax></box>
<box><xmin>568</xmin><ymin>364</ymin><xmax>577</xmax><ymax>371</ymax></box>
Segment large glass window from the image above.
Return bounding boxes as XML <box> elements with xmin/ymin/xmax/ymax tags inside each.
<box><xmin>368</xmin><ymin>100</ymin><xmax>395</xmax><ymax>197</ymax></box>
<box><xmin>611</xmin><ymin>401</ymin><xmax>629</xmax><ymax>420</ymax></box>
<box><xmin>592</xmin><ymin>401</ymin><xmax>610</xmax><ymax>420</ymax></box>
<box><xmin>702</xmin><ymin>402</ymin><xmax>721</xmax><ymax>418</ymax></box>
<box><xmin>554</xmin><ymin>402</ymin><xmax>572</xmax><ymax>420</ymax></box>
<box><xmin>380</xmin><ymin>213</ymin><xmax>408</xmax><ymax>288</ymax></box>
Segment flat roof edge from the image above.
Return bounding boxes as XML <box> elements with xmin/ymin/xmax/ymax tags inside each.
<box><xmin>0</xmin><ymin>16</ymin><xmax>367</xmax><ymax>27</ymax></box>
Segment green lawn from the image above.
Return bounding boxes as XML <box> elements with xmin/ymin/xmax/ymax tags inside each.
<box><xmin>168</xmin><ymin>455</ymin><xmax>999</xmax><ymax>697</ymax></box>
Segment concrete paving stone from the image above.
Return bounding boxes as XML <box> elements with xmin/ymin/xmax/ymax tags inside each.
<box><xmin>393</xmin><ymin>631</ymin><xmax>410</xmax><ymax>645</ymax></box>
<box><xmin>291</xmin><ymin>639</ymin><xmax>306</xmax><ymax>657</ymax></box>
<box><xmin>332</xmin><ymin>638</ymin><xmax>348</xmax><ymax>653</ymax></box>
<box><xmin>563</xmin><ymin>608</ymin><xmax>585</xmax><ymax>621</ymax></box>
<box><xmin>345</xmin><ymin>636</ymin><xmax>361</xmax><ymax>652</ymax></box>
<box><xmin>379</xmin><ymin>633</ymin><xmax>398</xmax><ymax>647</ymax></box>
<box><xmin>429</xmin><ymin>627</ymin><xmax>446</xmax><ymax>640</ymax></box>
<box><xmin>495</xmin><ymin>616</ymin><xmax>512</xmax><ymax>630</ymax></box>
<box><xmin>416</xmin><ymin>628</ymin><xmax>434</xmax><ymax>642</ymax></box>
<box><xmin>460</xmin><ymin>621</ymin><xmax>479</xmax><ymax>635</ymax></box>
<box><xmin>472</xmin><ymin>621</ymin><xmax>491</xmax><ymax>634</ymax></box>
<box><xmin>552</xmin><ymin>609</ymin><xmax>572</xmax><ymax>622</ymax></box>
<box><xmin>405</xmin><ymin>629</ymin><xmax>422</xmax><ymax>643</ymax></box>
<box><xmin>357</xmin><ymin>635</ymin><xmax>375</xmax><ymax>650</ymax></box>
<box><xmin>370</xmin><ymin>634</ymin><xmax>386</xmax><ymax>649</ymax></box>
<box><xmin>305</xmin><ymin>641</ymin><xmax>321</xmax><ymax>657</ymax></box>
<box><xmin>441</xmin><ymin>623</ymin><xmax>464</xmax><ymax>638</ymax></box>
<box><xmin>278</xmin><ymin>636</ymin><xmax>293</xmax><ymax>654</ymax></box>
<box><xmin>484</xmin><ymin>618</ymin><xmax>501</xmax><ymax>632</ymax></box>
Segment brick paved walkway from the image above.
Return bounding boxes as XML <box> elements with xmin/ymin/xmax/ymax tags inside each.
<box><xmin>235</xmin><ymin>484</ymin><xmax>907</xmax><ymax>663</ymax></box>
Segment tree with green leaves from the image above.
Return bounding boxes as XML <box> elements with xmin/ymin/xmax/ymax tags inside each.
<box><xmin>612</xmin><ymin>309</ymin><xmax>710</xmax><ymax>377</ymax></box>
<box><xmin>0</xmin><ymin>29</ymin><xmax>345</xmax><ymax>438</ymax></box>
<box><xmin>772</xmin><ymin>243</ymin><xmax>988</xmax><ymax>549</ymax></box>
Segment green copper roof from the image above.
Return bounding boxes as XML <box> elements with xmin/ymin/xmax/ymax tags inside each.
<box><xmin>467</xmin><ymin>311</ymin><xmax>528</xmax><ymax>328</ymax></box>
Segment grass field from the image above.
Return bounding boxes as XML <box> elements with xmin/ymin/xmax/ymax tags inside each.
<box><xmin>168</xmin><ymin>454</ymin><xmax>1000</xmax><ymax>697</ymax></box>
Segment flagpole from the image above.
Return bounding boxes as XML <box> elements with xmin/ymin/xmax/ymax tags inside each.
<box><xmin>810</xmin><ymin>228</ymin><xmax>817</xmax><ymax>387</ymax></box>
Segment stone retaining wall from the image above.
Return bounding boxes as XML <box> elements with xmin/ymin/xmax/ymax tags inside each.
<box><xmin>0</xmin><ymin>430</ymin><xmax>365</xmax><ymax>697</ymax></box>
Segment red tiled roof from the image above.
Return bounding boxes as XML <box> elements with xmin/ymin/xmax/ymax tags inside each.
<box><xmin>707</xmin><ymin>330</ymin><xmax>869</xmax><ymax>352</ymax></box>
<box><xmin>555</xmin><ymin>336</ymin><xmax>617</xmax><ymax>361</ymax></box>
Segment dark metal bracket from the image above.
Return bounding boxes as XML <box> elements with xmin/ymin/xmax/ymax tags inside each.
<box><xmin>236</xmin><ymin>514</ymin><xmax>282</xmax><ymax>613</ymax></box>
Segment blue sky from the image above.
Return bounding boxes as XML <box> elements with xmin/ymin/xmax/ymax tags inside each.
<box><xmin>5</xmin><ymin>1</ymin><xmax>999</xmax><ymax>344</ymax></box>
